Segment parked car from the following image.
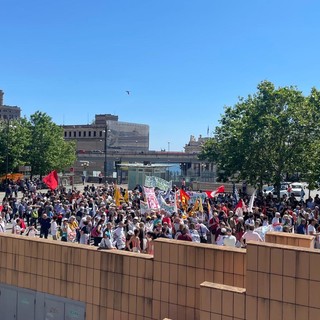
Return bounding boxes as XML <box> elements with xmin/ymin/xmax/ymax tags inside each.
<box><xmin>262</xmin><ymin>185</ymin><xmax>274</xmax><ymax>196</ymax></box>
<box><xmin>289</xmin><ymin>182</ymin><xmax>304</xmax><ymax>197</ymax></box>
<box><xmin>275</xmin><ymin>184</ymin><xmax>289</xmax><ymax>198</ymax></box>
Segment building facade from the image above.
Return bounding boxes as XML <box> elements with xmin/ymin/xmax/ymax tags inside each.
<box><xmin>62</xmin><ymin>114</ymin><xmax>149</xmax><ymax>153</ymax></box>
<box><xmin>0</xmin><ymin>90</ymin><xmax>21</xmax><ymax>120</ymax></box>
<box><xmin>184</xmin><ymin>134</ymin><xmax>209</xmax><ymax>154</ymax></box>
<box><xmin>184</xmin><ymin>135</ymin><xmax>216</xmax><ymax>182</ymax></box>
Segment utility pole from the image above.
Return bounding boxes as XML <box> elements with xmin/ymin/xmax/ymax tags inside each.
<box><xmin>104</xmin><ymin>122</ymin><xmax>110</xmax><ymax>186</ymax></box>
<box><xmin>5</xmin><ymin>118</ymin><xmax>10</xmax><ymax>184</ymax></box>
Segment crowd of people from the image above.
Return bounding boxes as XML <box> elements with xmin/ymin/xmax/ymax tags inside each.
<box><xmin>1</xmin><ymin>178</ymin><xmax>320</xmax><ymax>253</ymax></box>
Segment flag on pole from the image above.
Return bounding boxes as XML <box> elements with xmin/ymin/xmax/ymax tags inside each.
<box><xmin>198</xmin><ymin>197</ymin><xmax>204</xmax><ymax>213</ymax></box>
<box><xmin>207</xmin><ymin>200</ymin><xmax>213</xmax><ymax>220</ymax></box>
<box><xmin>174</xmin><ymin>191</ymin><xmax>178</xmax><ymax>212</ymax></box>
<box><xmin>180</xmin><ymin>189</ymin><xmax>190</xmax><ymax>209</ymax></box>
<box><xmin>43</xmin><ymin>170</ymin><xmax>59</xmax><ymax>190</ymax></box>
<box><xmin>248</xmin><ymin>189</ymin><xmax>257</xmax><ymax>213</ymax></box>
<box><xmin>235</xmin><ymin>199</ymin><xmax>246</xmax><ymax>217</ymax></box>
<box><xmin>189</xmin><ymin>199</ymin><xmax>199</xmax><ymax>216</ymax></box>
<box><xmin>205</xmin><ymin>185</ymin><xmax>225</xmax><ymax>198</ymax></box>
<box><xmin>114</xmin><ymin>187</ymin><xmax>121</xmax><ymax>206</ymax></box>
<box><xmin>124</xmin><ymin>189</ymin><xmax>129</xmax><ymax>203</ymax></box>
<box><xmin>233</xmin><ymin>183</ymin><xmax>239</xmax><ymax>203</ymax></box>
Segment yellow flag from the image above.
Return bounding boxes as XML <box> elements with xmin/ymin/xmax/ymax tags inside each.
<box><xmin>114</xmin><ymin>187</ymin><xmax>121</xmax><ymax>206</ymax></box>
<box><xmin>188</xmin><ymin>199</ymin><xmax>199</xmax><ymax>217</ymax></box>
<box><xmin>124</xmin><ymin>189</ymin><xmax>129</xmax><ymax>203</ymax></box>
<box><xmin>192</xmin><ymin>199</ymin><xmax>199</xmax><ymax>212</ymax></box>
<box><xmin>199</xmin><ymin>197</ymin><xmax>204</xmax><ymax>213</ymax></box>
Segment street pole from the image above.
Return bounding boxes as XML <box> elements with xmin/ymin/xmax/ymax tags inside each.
<box><xmin>5</xmin><ymin>119</ymin><xmax>10</xmax><ymax>184</ymax></box>
<box><xmin>104</xmin><ymin>123</ymin><xmax>108</xmax><ymax>186</ymax></box>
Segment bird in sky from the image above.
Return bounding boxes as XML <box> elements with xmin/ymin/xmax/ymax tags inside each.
<box><xmin>125</xmin><ymin>90</ymin><xmax>130</xmax><ymax>95</ymax></box>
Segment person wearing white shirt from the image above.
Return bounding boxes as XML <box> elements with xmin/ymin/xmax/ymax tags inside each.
<box><xmin>196</xmin><ymin>223</ymin><xmax>210</xmax><ymax>243</ymax></box>
<box><xmin>189</xmin><ymin>223</ymin><xmax>200</xmax><ymax>243</ymax></box>
<box><xmin>308</xmin><ymin>218</ymin><xmax>320</xmax><ymax>248</ymax></box>
<box><xmin>216</xmin><ymin>228</ymin><xmax>226</xmax><ymax>246</ymax></box>
<box><xmin>223</xmin><ymin>228</ymin><xmax>237</xmax><ymax>247</ymax></box>
<box><xmin>50</xmin><ymin>216</ymin><xmax>58</xmax><ymax>240</ymax></box>
<box><xmin>271</xmin><ymin>212</ymin><xmax>281</xmax><ymax>227</ymax></box>
<box><xmin>241</xmin><ymin>224</ymin><xmax>263</xmax><ymax>247</ymax></box>
<box><xmin>0</xmin><ymin>217</ymin><xmax>6</xmax><ymax>233</ymax></box>
<box><xmin>113</xmin><ymin>222</ymin><xmax>126</xmax><ymax>250</ymax></box>
<box><xmin>99</xmin><ymin>232</ymin><xmax>116</xmax><ymax>249</ymax></box>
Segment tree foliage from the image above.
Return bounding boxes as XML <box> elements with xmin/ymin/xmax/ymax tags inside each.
<box><xmin>200</xmin><ymin>81</ymin><xmax>320</xmax><ymax>189</ymax></box>
<box><xmin>0</xmin><ymin>111</ymin><xmax>76</xmax><ymax>177</ymax></box>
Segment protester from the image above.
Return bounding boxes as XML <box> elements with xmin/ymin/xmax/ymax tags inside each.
<box><xmin>1</xmin><ymin>177</ymin><xmax>319</xmax><ymax>253</ymax></box>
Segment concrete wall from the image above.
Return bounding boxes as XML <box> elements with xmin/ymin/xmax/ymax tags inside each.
<box><xmin>0</xmin><ymin>232</ymin><xmax>319</xmax><ymax>320</ymax></box>
<box><xmin>244</xmin><ymin>241</ymin><xmax>320</xmax><ymax>320</ymax></box>
<box><xmin>0</xmin><ymin>234</ymin><xmax>245</xmax><ymax>320</ymax></box>
<box><xmin>152</xmin><ymin>239</ymin><xmax>246</xmax><ymax>320</ymax></box>
<box><xmin>265</xmin><ymin>231</ymin><xmax>315</xmax><ymax>248</ymax></box>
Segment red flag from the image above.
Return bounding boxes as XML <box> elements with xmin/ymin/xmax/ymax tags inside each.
<box><xmin>180</xmin><ymin>189</ymin><xmax>190</xmax><ymax>208</ymax></box>
<box><xmin>43</xmin><ymin>170</ymin><xmax>59</xmax><ymax>190</ymax></box>
<box><xmin>205</xmin><ymin>185</ymin><xmax>225</xmax><ymax>198</ymax></box>
<box><xmin>0</xmin><ymin>205</ymin><xmax>3</xmax><ymax>213</ymax></box>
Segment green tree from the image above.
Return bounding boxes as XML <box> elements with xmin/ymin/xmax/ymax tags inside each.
<box><xmin>200</xmin><ymin>81</ymin><xmax>320</xmax><ymax>191</ymax></box>
<box><xmin>26</xmin><ymin>111</ymin><xmax>76</xmax><ymax>177</ymax></box>
<box><xmin>299</xmin><ymin>87</ymin><xmax>320</xmax><ymax>189</ymax></box>
<box><xmin>0</xmin><ymin>118</ymin><xmax>30</xmax><ymax>175</ymax></box>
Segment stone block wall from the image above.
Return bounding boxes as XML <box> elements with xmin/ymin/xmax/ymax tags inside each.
<box><xmin>265</xmin><ymin>231</ymin><xmax>315</xmax><ymax>248</ymax></box>
<box><xmin>1</xmin><ymin>232</ymin><xmax>319</xmax><ymax>320</ymax></box>
<box><xmin>0</xmin><ymin>234</ymin><xmax>245</xmax><ymax>320</ymax></box>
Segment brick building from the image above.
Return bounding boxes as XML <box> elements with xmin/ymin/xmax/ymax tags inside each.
<box><xmin>62</xmin><ymin>114</ymin><xmax>149</xmax><ymax>153</ymax></box>
<box><xmin>0</xmin><ymin>90</ymin><xmax>21</xmax><ymax>120</ymax></box>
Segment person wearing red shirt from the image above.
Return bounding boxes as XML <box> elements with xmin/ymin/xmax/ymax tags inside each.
<box><xmin>177</xmin><ymin>226</ymin><xmax>192</xmax><ymax>241</ymax></box>
<box><xmin>162</xmin><ymin>214</ymin><xmax>172</xmax><ymax>228</ymax></box>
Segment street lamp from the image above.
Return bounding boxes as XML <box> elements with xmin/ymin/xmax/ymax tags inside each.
<box><xmin>104</xmin><ymin>124</ymin><xmax>111</xmax><ymax>186</ymax></box>
<box><xmin>5</xmin><ymin>119</ymin><xmax>10</xmax><ymax>183</ymax></box>
<box><xmin>5</xmin><ymin>118</ymin><xmax>16</xmax><ymax>184</ymax></box>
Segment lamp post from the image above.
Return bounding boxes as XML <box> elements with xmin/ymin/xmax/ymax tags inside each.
<box><xmin>5</xmin><ymin>118</ymin><xmax>16</xmax><ymax>185</ymax></box>
<box><xmin>104</xmin><ymin>124</ymin><xmax>111</xmax><ymax>186</ymax></box>
<box><xmin>5</xmin><ymin>119</ymin><xmax>9</xmax><ymax>184</ymax></box>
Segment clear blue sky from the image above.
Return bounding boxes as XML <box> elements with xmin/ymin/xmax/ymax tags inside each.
<box><xmin>1</xmin><ymin>0</ymin><xmax>320</xmax><ymax>151</ymax></box>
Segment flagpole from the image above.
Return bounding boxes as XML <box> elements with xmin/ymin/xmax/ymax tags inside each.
<box><xmin>104</xmin><ymin>122</ymin><xmax>110</xmax><ymax>187</ymax></box>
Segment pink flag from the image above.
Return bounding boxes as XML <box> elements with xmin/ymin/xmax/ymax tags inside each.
<box><xmin>205</xmin><ymin>185</ymin><xmax>225</xmax><ymax>198</ymax></box>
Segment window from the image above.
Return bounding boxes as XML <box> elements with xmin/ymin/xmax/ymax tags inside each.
<box><xmin>83</xmin><ymin>131</ymin><xmax>86</xmax><ymax>137</ymax></box>
<box><xmin>94</xmin><ymin>131</ymin><xmax>96</xmax><ymax>137</ymax></box>
<box><xmin>88</xmin><ymin>131</ymin><xmax>91</xmax><ymax>137</ymax></box>
<box><xmin>73</xmin><ymin>131</ymin><xmax>76</xmax><ymax>137</ymax></box>
<box><xmin>69</xmin><ymin>132</ymin><xmax>71</xmax><ymax>137</ymax></box>
<box><xmin>79</xmin><ymin>131</ymin><xmax>82</xmax><ymax>137</ymax></box>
